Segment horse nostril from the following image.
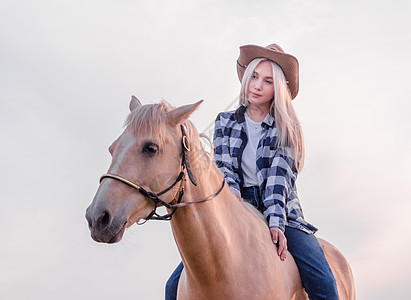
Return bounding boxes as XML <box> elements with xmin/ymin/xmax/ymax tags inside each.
<box><xmin>97</xmin><ymin>210</ymin><xmax>112</xmax><ymax>229</ymax></box>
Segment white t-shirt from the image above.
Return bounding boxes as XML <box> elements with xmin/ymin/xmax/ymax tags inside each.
<box><xmin>242</xmin><ymin>113</ymin><xmax>263</xmax><ymax>187</ymax></box>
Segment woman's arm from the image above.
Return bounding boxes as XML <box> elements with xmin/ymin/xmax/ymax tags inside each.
<box><xmin>263</xmin><ymin>147</ymin><xmax>297</xmax><ymax>260</ymax></box>
<box><xmin>262</xmin><ymin>147</ymin><xmax>297</xmax><ymax>232</ymax></box>
<box><xmin>213</xmin><ymin>113</ymin><xmax>242</xmax><ymax>196</ymax></box>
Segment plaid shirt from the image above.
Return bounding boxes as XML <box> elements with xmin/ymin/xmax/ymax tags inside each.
<box><xmin>213</xmin><ymin>106</ymin><xmax>318</xmax><ymax>234</ymax></box>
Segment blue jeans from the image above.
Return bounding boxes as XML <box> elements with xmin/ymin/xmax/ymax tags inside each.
<box><xmin>285</xmin><ymin>226</ymin><xmax>339</xmax><ymax>299</ymax></box>
<box><xmin>165</xmin><ymin>186</ymin><xmax>339</xmax><ymax>300</ymax></box>
<box><xmin>165</xmin><ymin>262</ymin><xmax>184</xmax><ymax>300</ymax></box>
<box><xmin>241</xmin><ymin>186</ymin><xmax>265</xmax><ymax>212</ymax></box>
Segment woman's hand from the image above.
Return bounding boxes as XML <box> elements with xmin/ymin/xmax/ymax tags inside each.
<box><xmin>270</xmin><ymin>227</ymin><xmax>287</xmax><ymax>261</ymax></box>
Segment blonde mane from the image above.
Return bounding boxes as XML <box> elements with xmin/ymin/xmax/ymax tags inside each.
<box><xmin>124</xmin><ymin>101</ymin><xmax>174</xmax><ymax>144</ymax></box>
<box><xmin>242</xmin><ymin>201</ymin><xmax>267</xmax><ymax>224</ymax></box>
<box><xmin>124</xmin><ymin>101</ymin><xmax>203</xmax><ymax>152</ymax></box>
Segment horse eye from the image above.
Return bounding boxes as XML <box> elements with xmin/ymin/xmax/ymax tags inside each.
<box><xmin>142</xmin><ymin>143</ymin><xmax>159</xmax><ymax>156</ymax></box>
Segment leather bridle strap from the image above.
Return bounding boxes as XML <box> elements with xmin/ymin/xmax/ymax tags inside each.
<box><xmin>100</xmin><ymin>172</ymin><xmax>225</xmax><ymax>210</ymax></box>
<box><xmin>100</xmin><ymin>173</ymin><xmax>183</xmax><ymax>210</ymax></box>
<box><xmin>165</xmin><ymin>178</ymin><xmax>225</xmax><ymax>208</ymax></box>
<box><xmin>100</xmin><ymin>172</ymin><xmax>185</xmax><ymax>224</ymax></box>
<box><xmin>99</xmin><ymin>172</ymin><xmax>225</xmax><ymax>223</ymax></box>
<box><xmin>180</xmin><ymin>124</ymin><xmax>197</xmax><ymax>186</ymax></box>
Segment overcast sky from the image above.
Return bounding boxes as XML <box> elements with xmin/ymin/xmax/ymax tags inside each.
<box><xmin>1</xmin><ymin>0</ymin><xmax>410</xmax><ymax>299</ymax></box>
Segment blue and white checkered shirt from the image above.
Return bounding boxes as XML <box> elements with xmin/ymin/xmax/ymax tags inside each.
<box><xmin>213</xmin><ymin>106</ymin><xmax>318</xmax><ymax>234</ymax></box>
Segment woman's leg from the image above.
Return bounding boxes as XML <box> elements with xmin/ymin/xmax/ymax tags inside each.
<box><xmin>165</xmin><ymin>262</ymin><xmax>184</xmax><ymax>300</ymax></box>
<box><xmin>285</xmin><ymin>226</ymin><xmax>339</xmax><ymax>300</ymax></box>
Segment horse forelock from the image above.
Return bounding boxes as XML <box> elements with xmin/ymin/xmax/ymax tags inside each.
<box><xmin>124</xmin><ymin>101</ymin><xmax>172</xmax><ymax>143</ymax></box>
<box><xmin>124</xmin><ymin>101</ymin><xmax>201</xmax><ymax>148</ymax></box>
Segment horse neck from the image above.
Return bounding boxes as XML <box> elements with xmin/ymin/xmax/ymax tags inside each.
<box><xmin>170</xmin><ymin>171</ymin><xmax>233</xmax><ymax>275</ymax></box>
<box><xmin>170</xmin><ymin>143</ymin><xmax>250</xmax><ymax>282</ymax></box>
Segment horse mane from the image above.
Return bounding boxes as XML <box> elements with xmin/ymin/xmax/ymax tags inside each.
<box><xmin>242</xmin><ymin>201</ymin><xmax>268</xmax><ymax>224</ymax></box>
<box><xmin>124</xmin><ymin>101</ymin><xmax>173</xmax><ymax>143</ymax></box>
<box><xmin>124</xmin><ymin>101</ymin><xmax>201</xmax><ymax>149</ymax></box>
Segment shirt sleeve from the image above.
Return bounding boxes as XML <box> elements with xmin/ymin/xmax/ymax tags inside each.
<box><xmin>213</xmin><ymin>113</ymin><xmax>241</xmax><ymax>196</ymax></box>
<box><xmin>262</xmin><ymin>147</ymin><xmax>298</xmax><ymax>232</ymax></box>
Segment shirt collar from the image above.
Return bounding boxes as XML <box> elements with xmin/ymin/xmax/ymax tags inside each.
<box><xmin>262</xmin><ymin>113</ymin><xmax>275</xmax><ymax>128</ymax></box>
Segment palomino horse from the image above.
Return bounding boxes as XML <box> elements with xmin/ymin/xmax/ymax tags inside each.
<box><xmin>86</xmin><ymin>97</ymin><xmax>355</xmax><ymax>299</ymax></box>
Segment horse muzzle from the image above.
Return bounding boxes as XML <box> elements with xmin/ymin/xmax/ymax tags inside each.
<box><xmin>86</xmin><ymin>205</ymin><xmax>127</xmax><ymax>244</ymax></box>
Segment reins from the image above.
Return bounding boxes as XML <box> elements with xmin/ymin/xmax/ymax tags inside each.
<box><xmin>99</xmin><ymin>124</ymin><xmax>225</xmax><ymax>224</ymax></box>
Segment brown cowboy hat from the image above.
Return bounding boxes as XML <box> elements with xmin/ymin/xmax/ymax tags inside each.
<box><xmin>236</xmin><ymin>43</ymin><xmax>299</xmax><ymax>99</ymax></box>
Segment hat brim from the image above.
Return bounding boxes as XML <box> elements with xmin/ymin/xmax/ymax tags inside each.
<box><xmin>236</xmin><ymin>45</ymin><xmax>299</xmax><ymax>99</ymax></box>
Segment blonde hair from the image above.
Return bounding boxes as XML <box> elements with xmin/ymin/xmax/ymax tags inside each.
<box><xmin>239</xmin><ymin>58</ymin><xmax>305</xmax><ymax>172</ymax></box>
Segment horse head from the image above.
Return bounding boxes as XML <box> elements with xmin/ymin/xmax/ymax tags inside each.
<box><xmin>86</xmin><ymin>96</ymin><xmax>202</xmax><ymax>243</ymax></box>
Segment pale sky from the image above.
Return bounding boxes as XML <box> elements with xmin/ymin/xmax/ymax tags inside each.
<box><xmin>1</xmin><ymin>0</ymin><xmax>410</xmax><ymax>299</ymax></box>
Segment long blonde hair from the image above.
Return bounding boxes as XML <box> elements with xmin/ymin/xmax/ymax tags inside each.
<box><xmin>239</xmin><ymin>58</ymin><xmax>305</xmax><ymax>173</ymax></box>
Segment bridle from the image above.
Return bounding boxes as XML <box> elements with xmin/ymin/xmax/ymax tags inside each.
<box><xmin>99</xmin><ymin>124</ymin><xmax>225</xmax><ymax>224</ymax></box>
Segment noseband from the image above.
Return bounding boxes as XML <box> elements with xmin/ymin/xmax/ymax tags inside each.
<box><xmin>99</xmin><ymin>124</ymin><xmax>225</xmax><ymax>224</ymax></box>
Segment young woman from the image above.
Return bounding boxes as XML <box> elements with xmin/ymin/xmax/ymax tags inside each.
<box><xmin>166</xmin><ymin>44</ymin><xmax>339</xmax><ymax>300</ymax></box>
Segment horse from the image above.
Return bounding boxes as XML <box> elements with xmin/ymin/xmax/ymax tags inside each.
<box><xmin>86</xmin><ymin>97</ymin><xmax>355</xmax><ymax>299</ymax></box>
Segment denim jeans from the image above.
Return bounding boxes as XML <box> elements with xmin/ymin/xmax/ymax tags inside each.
<box><xmin>165</xmin><ymin>186</ymin><xmax>339</xmax><ymax>300</ymax></box>
<box><xmin>241</xmin><ymin>186</ymin><xmax>265</xmax><ymax>213</ymax></box>
<box><xmin>165</xmin><ymin>262</ymin><xmax>183</xmax><ymax>300</ymax></box>
<box><xmin>285</xmin><ymin>226</ymin><xmax>339</xmax><ymax>299</ymax></box>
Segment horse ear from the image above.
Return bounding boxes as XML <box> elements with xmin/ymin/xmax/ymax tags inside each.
<box><xmin>167</xmin><ymin>100</ymin><xmax>203</xmax><ymax>125</ymax></box>
<box><xmin>129</xmin><ymin>95</ymin><xmax>142</xmax><ymax>111</ymax></box>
